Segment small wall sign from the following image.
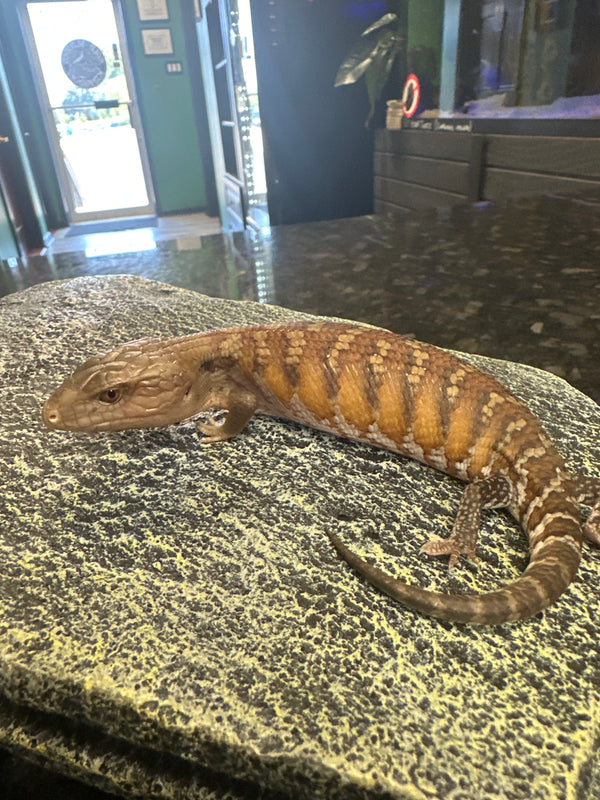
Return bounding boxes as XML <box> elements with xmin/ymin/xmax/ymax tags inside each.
<box><xmin>142</xmin><ymin>28</ymin><xmax>173</xmax><ymax>55</ymax></box>
<box><xmin>136</xmin><ymin>0</ymin><xmax>169</xmax><ymax>21</ymax></box>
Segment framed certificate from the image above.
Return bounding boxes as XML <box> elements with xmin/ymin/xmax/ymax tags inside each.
<box><xmin>141</xmin><ymin>28</ymin><xmax>173</xmax><ymax>55</ymax></box>
<box><xmin>136</xmin><ymin>0</ymin><xmax>169</xmax><ymax>22</ymax></box>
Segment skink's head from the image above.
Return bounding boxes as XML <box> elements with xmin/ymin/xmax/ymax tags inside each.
<box><xmin>43</xmin><ymin>337</ymin><xmax>199</xmax><ymax>432</ymax></box>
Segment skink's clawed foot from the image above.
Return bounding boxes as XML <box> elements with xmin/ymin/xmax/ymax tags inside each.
<box><xmin>420</xmin><ymin>537</ymin><xmax>479</xmax><ymax>569</ymax></box>
<box><xmin>583</xmin><ymin>508</ymin><xmax>600</xmax><ymax>546</ymax></box>
<box><xmin>196</xmin><ymin>420</ymin><xmax>233</xmax><ymax>444</ymax></box>
<box><xmin>195</xmin><ymin>391</ymin><xmax>257</xmax><ymax>445</ymax></box>
<box><xmin>198</xmin><ymin>434</ymin><xmax>227</xmax><ymax>444</ymax></box>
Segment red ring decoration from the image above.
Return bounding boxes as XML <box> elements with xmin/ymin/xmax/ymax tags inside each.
<box><xmin>402</xmin><ymin>73</ymin><xmax>420</xmax><ymax>118</ymax></box>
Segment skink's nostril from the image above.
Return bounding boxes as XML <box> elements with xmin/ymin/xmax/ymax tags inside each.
<box><xmin>42</xmin><ymin>402</ymin><xmax>59</xmax><ymax>427</ymax></box>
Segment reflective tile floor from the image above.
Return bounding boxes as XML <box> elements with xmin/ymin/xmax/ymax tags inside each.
<box><xmin>47</xmin><ymin>212</ymin><xmax>222</xmax><ymax>255</ymax></box>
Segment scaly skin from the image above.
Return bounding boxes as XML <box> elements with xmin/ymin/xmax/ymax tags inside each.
<box><xmin>42</xmin><ymin>321</ymin><xmax>600</xmax><ymax>624</ymax></box>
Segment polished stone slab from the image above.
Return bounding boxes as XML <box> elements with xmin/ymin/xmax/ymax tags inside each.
<box><xmin>1</xmin><ymin>193</ymin><xmax>599</xmax><ymax>407</ymax></box>
<box><xmin>1</xmin><ymin>275</ymin><xmax>599</xmax><ymax>798</ymax></box>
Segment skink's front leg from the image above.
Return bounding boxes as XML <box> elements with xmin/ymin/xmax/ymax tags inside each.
<box><xmin>194</xmin><ymin>369</ymin><xmax>258</xmax><ymax>444</ymax></box>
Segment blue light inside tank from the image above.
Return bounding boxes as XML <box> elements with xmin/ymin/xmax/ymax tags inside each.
<box><xmin>341</xmin><ymin>2</ymin><xmax>388</xmax><ymax>21</ymax></box>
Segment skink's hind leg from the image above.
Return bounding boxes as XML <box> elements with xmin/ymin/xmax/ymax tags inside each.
<box><xmin>421</xmin><ymin>474</ymin><xmax>513</xmax><ymax>568</ymax></box>
<box><xmin>578</xmin><ymin>476</ymin><xmax>600</xmax><ymax>546</ymax></box>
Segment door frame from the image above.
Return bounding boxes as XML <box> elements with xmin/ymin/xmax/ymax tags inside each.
<box><xmin>196</xmin><ymin>0</ymin><xmax>268</xmax><ymax>232</ymax></box>
<box><xmin>19</xmin><ymin>0</ymin><xmax>156</xmax><ymax>223</ymax></box>
<box><xmin>0</xmin><ymin>40</ymin><xmax>48</xmax><ymax>255</ymax></box>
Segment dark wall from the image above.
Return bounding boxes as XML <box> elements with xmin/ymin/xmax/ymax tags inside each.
<box><xmin>251</xmin><ymin>0</ymin><xmax>384</xmax><ymax>225</ymax></box>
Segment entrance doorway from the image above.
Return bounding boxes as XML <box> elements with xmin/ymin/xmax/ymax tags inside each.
<box><xmin>22</xmin><ymin>0</ymin><xmax>155</xmax><ymax>223</ymax></box>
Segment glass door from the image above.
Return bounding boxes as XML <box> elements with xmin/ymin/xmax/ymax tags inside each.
<box><xmin>198</xmin><ymin>0</ymin><xmax>268</xmax><ymax>231</ymax></box>
<box><xmin>23</xmin><ymin>0</ymin><xmax>154</xmax><ymax>222</ymax></box>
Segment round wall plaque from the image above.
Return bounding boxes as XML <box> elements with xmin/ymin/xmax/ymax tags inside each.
<box><xmin>61</xmin><ymin>39</ymin><xmax>107</xmax><ymax>89</ymax></box>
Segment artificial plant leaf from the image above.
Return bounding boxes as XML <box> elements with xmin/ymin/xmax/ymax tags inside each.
<box><xmin>363</xmin><ymin>31</ymin><xmax>403</xmax><ymax>124</ymax></box>
<box><xmin>334</xmin><ymin>8</ymin><xmax>405</xmax><ymax>126</ymax></box>
<box><xmin>361</xmin><ymin>12</ymin><xmax>398</xmax><ymax>38</ymax></box>
<box><xmin>334</xmin><ymin>12</ymin><xmax>403</xmax><ymax>87</ymax></box>
<box><xmin>334</xmin><ymin>36</ymin><xmax>383</xmax><ymax>86</ymax></box>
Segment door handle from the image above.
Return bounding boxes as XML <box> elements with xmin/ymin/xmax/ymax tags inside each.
<box><xmin>0</xmin><ymin>136</ymin><xmax>9</xmax><ymax>143</ymax></box>
<box><xmin>94</xmin><ymin>100</ymin><xmax>120</xmax><ymax>109</ymax></box>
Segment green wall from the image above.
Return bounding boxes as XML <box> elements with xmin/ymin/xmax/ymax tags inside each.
<box><xmin>119</xmin><ymin>0</ymin><xmax>208</xmax><ymax>214</ymax></box>
<box><xmin>407</xmin><ymin>0</ymin><xmax>443</xmax><ymax>98</ymax></box>
<box><xmin>408</xmin><ymin>0</ymin><xmax>444</xmax><ymax>51</ymax></box>
<box><xmin>0</xmin><ymin>194</ymin><xmax>18</xmax><ymax>259</ymax></box>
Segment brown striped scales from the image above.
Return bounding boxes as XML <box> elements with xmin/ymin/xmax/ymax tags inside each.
<box><xmin>42</xmin><ymin>321</ymin><xmax>600</xmax><ymax>624</ymax></box>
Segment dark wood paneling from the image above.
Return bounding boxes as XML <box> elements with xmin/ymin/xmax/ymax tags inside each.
<box><xmin>375</xmin><ymin>175</ymin><xmax>466</xmax><ymax>211</ymax></box>
<box><xmin>377</xmin><ymin>129</ymin><xmax>475</xmax><ymax>161</ymax></box>
<box><xmin>374</xmin><ymin>130</ymin><xmax>484</xmax><ymax>212</ymax></box>
<box><xmin>484</xmin><ymin>169</ymin><xmax>598</xmax><ymax>202</ymax></box>
<box><xmin>375</xmin><ymin>152</ymin><xmax>471</xmax><ymax>196</ymax></box>
<box><xmin>375</xmin><ymin>128</ymin><xmax>600</xmax><ymax>213</ymax></box>
<box><xmin>486</xmin><ymin>135</ymin><xmax>600</xmax><ymax>179</ymax></box>
<box><xmin>472</xmin><ymin>118</ymin><xmax>600</xmax><ymax>137</ymax></box>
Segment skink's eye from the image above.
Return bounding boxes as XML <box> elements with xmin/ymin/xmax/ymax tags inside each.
<box><xmin>98</xmin><ymin>388</ymin><xmax>121</xmax><ymax>404</ymax></box>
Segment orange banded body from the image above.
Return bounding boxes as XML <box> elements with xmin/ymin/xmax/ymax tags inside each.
<box><xmin>43</xmin><ymin>321</ymin><xmax>600</xmax><ymax>624</ymax></box>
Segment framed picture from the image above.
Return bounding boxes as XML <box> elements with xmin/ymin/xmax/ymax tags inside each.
<box><xmin>136</xmin><ymin>0</ymin><xmax>169</xmax><ymax>22</ymax></box>
<box><xmin>141</xmin><ymin>28</ymin><xmax>174</xmax><ymax>55</ymax></box>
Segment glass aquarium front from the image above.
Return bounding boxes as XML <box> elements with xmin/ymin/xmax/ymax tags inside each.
<box><xmin>453</xmin><ymin>0</ymin><xmax>600</xmax><ymax>119</ymax></box>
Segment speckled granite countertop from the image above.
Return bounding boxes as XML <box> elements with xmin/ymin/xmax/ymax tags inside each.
<box><xmin>1</xmin><ymin>193</ymin><xmax>599</xmax><ymax>408</ymax></box>
<box><xmin>1</xmin><ymin>275</ymin><xmax>599</xmax><ymax>799</ymax></box>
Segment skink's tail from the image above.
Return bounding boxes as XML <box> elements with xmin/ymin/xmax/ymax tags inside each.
<box><xmin>327</xmin><ymin>471</ymin><xmax>583</xmax><ymax>624</ymax></box>
<box><xmin>328</xmin><ymin>530</ymin><xmax>580</xmax><ymax>624</ymax></box>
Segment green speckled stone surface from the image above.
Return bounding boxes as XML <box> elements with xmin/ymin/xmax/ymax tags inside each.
<box><xmin>1</xmin><ymin>275</ymin><xmax>599</xmax><ymax>800</ymax></box>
